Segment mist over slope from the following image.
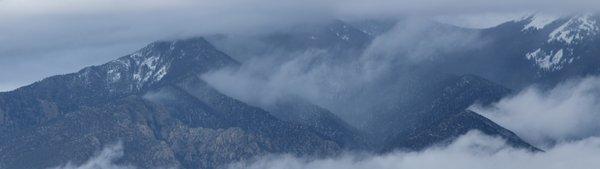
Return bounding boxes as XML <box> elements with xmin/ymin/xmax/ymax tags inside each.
<box><xmin>3</xmin><ymin>1</ymin><xmax>600</xmax><ymax>168</ymax></box>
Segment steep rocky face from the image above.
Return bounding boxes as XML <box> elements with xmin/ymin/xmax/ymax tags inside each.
<box><xmin>0</xmin><ymin>95</ymin><xmax>341</xmax><ymax>169</ymax></box>
<box><xmin>0</xmin><ymin>37</ymin><xmax>350</xmax><ymax>169</ymax></box>
<box><xmin>0</xmin><ymin>37</ymin><xmax>238</xmax><ymax>133</ymax></box>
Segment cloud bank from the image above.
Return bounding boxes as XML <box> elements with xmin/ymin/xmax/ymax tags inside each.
<box><xmin>202</xmin><ymin>20</ymin><xmax>483</xmax><ymax>126</ymax></box>
<box><xmin>48</xmin><ymin>131</ymin><xmax>600</xmax><ymax>169</ymax></box>
<box><xmin>228</xmin><ymin>131</ymin><xmax>600</xmax><ymax>169</ymax></box>
<box><xmin>3</xmin><ymin>0</ymin><xmax>600</xmax><ymax>91</ymax></box>
<box><xmin>472</xmin><ymin>76</ymin><xmax>600</xmax><ymax>148</ymax></box>
<box><xmin>49</xmin><ymin>142</ymin><xmax>134</xmax><ymax>169</ymax></box>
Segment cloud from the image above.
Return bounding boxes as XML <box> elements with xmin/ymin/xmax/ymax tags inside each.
<box><xmin>202</xmin><ymin>49</ymin><xmax>365</xmax><ymax>110</ymax></box>
<box><xmin>49</xmin><ymin>142</ymin><xmax>135</xmax><ymax>169</ymax></box>
<box><xmin>227</xmin><ymin>130</ymin><xmax>600</xmax><ymax>169</ymax></box>
<box><xmin>471</xmin><ymin>76</ymin><xmax>600</xmax><ymax>148</ymax></box>
<box><xmin>2</xmin><ymin>0</ymin><xmax>600</xmax><ymax>91</ymax></box>
<box><xmin>48</xmin><ymin>131</ymin><xmax>600</xmax><ymax>169</ymax></box>
<box><xmin>202</xmin><ymin>19</ymin><xmax>485</xmax><ymax>126</ymax></box>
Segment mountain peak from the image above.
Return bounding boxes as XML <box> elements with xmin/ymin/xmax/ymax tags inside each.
<box><xmin>140</xmin><ymin>37</ymin><xmax>215</xmax><ymax>55</ymax></box>
<box><xmin>103</xmin><ymin>37</ymin><xmax>238</xmax><ymax>90</ymax></box>
<box><xmin>516</xmin><ymin>13</ymin><xmax>600</xmax><ymax>72</ymax></box>
<box><xmin>548</xmin><ymin>14</ymin><xmax>600</xmax><ymax>44</ymax></box>
<box><xmin>520</xmin><ymin>14</ymin><xmax>561</xmax><ymax>30</ymax></box>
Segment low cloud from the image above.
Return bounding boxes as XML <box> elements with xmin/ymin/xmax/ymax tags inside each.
<box><xmin>3</xmin><ymin>0</ymin><xmax>600</xmax><ymax>91</ymax></box>
<box><xmin>49</xmin><ymin>142</ymin><xmax>134</xmax><ymax>169</ymax></box>
<box><xmin>202</xmin><ymin>20</ymin><xmax>484</xmax><ymax>126</ymax></box>
<box><xmin>47</xmin><ymin>131</ymin><xmax>600</xmax><ymax>169</ymax></box>
<box><xmin>227</xmin><ymin>130</ymin><xmax>600</xmax><ymax>169</ymax></box>
<box><xmin>471</xmin><ymin>76</ymin><xmax>600</xmax><ymax>148</ymax></box>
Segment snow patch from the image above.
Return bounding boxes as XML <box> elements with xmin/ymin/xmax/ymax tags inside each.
<box><xmin>526</xmin><ymin>49</ymin><xmax>567</xmax><ymax>71</ymax></box>
<box><xmin>107</xmin><ymin>69</ymin><xmax>121</xmax><ymax>82</ymax></box>
<box><xmin>341</xmin><ymin>35</ymin><xmax>350</xmax><ymax>41</ymax></box>
<box><xmin>129</xmin><ymin>52</ymin><xmax>169</xmax><ymax>88</ymax></box>
<box><xmin>154</xmin><ymin>65</ymin><xmax>169</xmax><ymax>81</ymax></box>
<box><xmin>523</xmin><ymin>15</ymin><xmax>559</xmax><ymax>30</ymax></box>
<box><xmin>549</xmin><ymin>14</ymin><xmax>599</xmax><ymax>44</ymax></box>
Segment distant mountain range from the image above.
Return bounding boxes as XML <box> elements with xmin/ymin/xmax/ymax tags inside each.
<box><xmin>3</xmin><ymin>13</ymin><xmax>600</xmax><ymax>168</ymax></box>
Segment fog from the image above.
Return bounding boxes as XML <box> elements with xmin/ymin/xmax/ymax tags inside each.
<box><xmin>49</xmin><ymin>142</ymin><xmax>135</xmax><ymax>169</ymax></box>
<box><xmin>52</xmin><ymin>131</ymin><xmax>600</xmax><ymax>169</ymax></box>
<box><xmin>472</xmin><ymin>76</ymin><xmax>600</xmax><ymax>148</ymax></box>
<box><xmin>4</xmin><ymin>1</ymin><xmax>600</xmax><ymax>168</ymax></box>
<box><xmin>229</xmin><ymin>131</ymin><xmax>600</xmax><ymax>169</ymax></box>
<box><xmin>202</xmin><ymin>19</ymin><xmax>483</xmax><ymax>126</ymax></box>
<box><xmin>2</xmin><ymin>0</ymin><xmax>600</xmax><ymax>91</ymax></box>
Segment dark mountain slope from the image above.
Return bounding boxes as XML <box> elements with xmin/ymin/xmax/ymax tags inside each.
<box><xmin>383</xmin><ymin>110</ymin><xmax>536</xmax><ymax>151</ymax></box>
<box><xmin>265</xmin><ymin>97</ymin><xmax>369</xmax><ymax>149</ymax></box>
<box><xmin>0</xmin><ymin>37</ymin><xmax>239</xmax><ymax>133</ymax></box>
<box><xmin>204</xmin><ymin>19</ymin><xmax>540</xmax><ymax>153</ymax></box>
<box><xmin>429</xmin><ymin>14</ymin><xmax>600</xmax><ymax>89</ymax></box>
<box><xmin>0</xmin><ymin>37</ymin><xmax>354</xmax><ymax>169</ymax></box>
<box><xmin>366</xmin><ymin>73</ymin><xmax>537</xmax><ymax>152</ymax></box>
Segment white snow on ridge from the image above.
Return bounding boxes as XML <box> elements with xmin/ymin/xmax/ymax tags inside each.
<box><xmin>110</xmin><ymin>49</ymin><xmax>171</xmax><ymax>88</ymax></box>
<box><xmin>133</xmin><ymin>54</ymin><xmax>169</xmax><ymax>87</ymax></box>
<box><xmin>522</xmin><ymin>14</ymin><xmax>559</xmax><ymax>30</ymax></box>
<box><xmin>526</xmin><ymin>48</ymin><xmax>567</xmax><ymax>71</ymax></box>
<box><xmin>549</xmin><ymin>14</ymin><xmax>599</xmax><ymax>44</ymax></box>
<box><xmin>524</xmin><ymin>13</ymin><xmax>600</xmax><ymax>72</ymax></box>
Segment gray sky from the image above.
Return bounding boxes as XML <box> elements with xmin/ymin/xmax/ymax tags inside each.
<box><xmin>2</xmin><ymin>0</ymin><xmax>600</xmax><ymax>91</ymax></box>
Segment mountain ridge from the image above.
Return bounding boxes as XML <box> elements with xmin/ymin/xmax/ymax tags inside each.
<box><xmin>0</xmin><ymin>37</ymin><xmax>354</xmax><ymax>169</ymax></box>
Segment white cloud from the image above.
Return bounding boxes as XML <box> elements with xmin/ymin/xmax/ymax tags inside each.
<box><xmin>202</xmin><ymin>19</ymin><xmax>484</xmax><ymax>126</ymax></box>
<box><xmin>471</xmin><ymin>76</ymin><xmax>600</xmax><ymax>148</ymax></box>
<box><xmin>2</xmin><ymin>0</ymin><xmax>600</xmax><ymax>92</ymax></box>
<box><xmin>49</xmin><ymin>142</ymin><xmax>135</xmax><ymax>169</ymax></box>
<box><xmin>227</xmin><ymin>130</ymin><xmax>600</xmax><ymax>169</ymax></box>
<box><xmin>48</xmin><ymin>131</ymin><xmax>600</xmax><ymax>169</ymax></box>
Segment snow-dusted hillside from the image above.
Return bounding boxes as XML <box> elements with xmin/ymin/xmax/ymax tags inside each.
<box><xmin>516</xmin><ymin>14</ymin><xmax>600</xmax><ymax>72</ymax></box>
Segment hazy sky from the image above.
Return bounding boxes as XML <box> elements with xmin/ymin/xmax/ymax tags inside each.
<box><xmin>2</xmin><ymin>0</ymin><xmax>600</xmax><ymax>91</ymax></box>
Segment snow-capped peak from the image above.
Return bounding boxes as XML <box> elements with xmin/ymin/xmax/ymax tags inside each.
<box><xmin>548</xmin><ymin>14</ymin><xmax>599</xmax><ymax>44</ymax></box>
<box><xmin>521</xmin><ymin>14</ymin><xmax>560</xmax><ymax>30</ymax></box>
<box><xmin>98</xmin><ymin>37</ymin><xmax>238</xmax><ymax>91</ymax></box>
<box><xmin>102</xmin><ymin>38</ymin><xmax>209</xmax><ymax>90</ymax></box>
<box><xmin>524</xmin><ymin>13</ymin><xmax>600</xmax><ymax>72</ymax></box>
<box><xmin>102</xmin><ymin>45</ymin><xmax>172</xmax><ymax>90</ymax></box>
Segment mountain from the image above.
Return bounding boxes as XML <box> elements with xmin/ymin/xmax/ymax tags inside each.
<box><xmin>264</xmin><ymin>97</ymin><xmax>369</xmax><ymax>149</ymax></box>
<box><xmin>348</xmin><ymin>18</ymin><xmax>399</xmax><ymax>37</ymax></box>
<box><xmin>204</xmin><ymin>19</ymin><xmax>538</xmax><ymax>152</ymax></box>
<box><xmin>207</xmin><ymin>20</ymin><xmax>373</xmax><ymax>63</ymax></box>
<box><xmin>339</xmin><ymin>14</ymin><xmax>600</xmax><ymax>151</ymax></box>
<box><xmin>517</xmin><ymin>14</ymin><xmax>600</xmax><ymax>85</ymax></box>
<box><xmin>0</xmin><ymin>37</ymin><xmax>354</xmax><ymax>169</ymax></box>
<box><xmin>378</xmin><ymin>75</ymin><xmax>537</xmax><ymax>151</ymax></box>
<box><xmin>426</xmin><ymin>13</ymin><xmax>600</xmax><ymax>89</ymax></box>
<box><xmin>0</xmin><ymin>18</ymin><xmax>555</xmax><ymax>168</ymax></box>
